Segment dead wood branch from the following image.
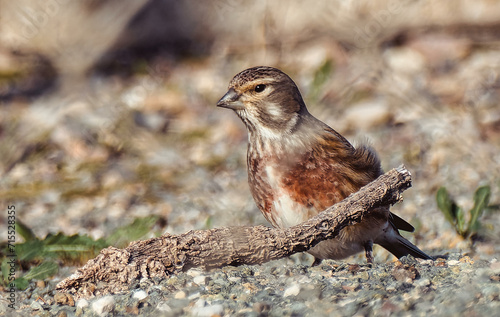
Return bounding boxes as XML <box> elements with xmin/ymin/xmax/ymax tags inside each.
<box><xmin>56</xmin><ymin>165</ymin><xmax>412</xmax><ymax>296</ymax></box>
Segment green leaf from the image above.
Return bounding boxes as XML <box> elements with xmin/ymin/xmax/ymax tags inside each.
<box><xmin>456</xmin><ymin>207</ymin><xmax>466</xmax><ymax>237</ymax></box>
<box><xmin>205</xmin><ymin>216</ymin><xmax>213</xmax><ymax>229</ymax></box>
<box><xmin>15</xmin><ymin>220</ymin><xmax>37</xmax><ymax>242</ymax></box>
<box><xmin>467</xmin><ymin>185</ymin><xmax>491</xmax><ymax>235</ymax></box>
<box><xmin>15</xmin><ymin>240</ymin><xmax>45</xmax><ymax>262</ymax></box>
<box><xmin>310</xmin><ymin>59</ymin><xmax>334</xmax><ymax>100</ymax></box>
<box><xmin>312</xmin><ymin>60</ymin><xmax>333</xmax><ymax>87</ymax></box>
<box><xmin>12</xmin><ymin>277</ymin><xmax>29</xmax><ymax>290</ymax></box>
<box><xmin>436</xmin><ymin>187</ymin><xmax>457</xmax><ymax>225</ymax></box>
<box><xmin>3</xmin><ymin>261</ymin><xmax>57</xmax><ymax>290</ymax></box>
<box><xmin>1</xmin><ymin>257</ymin><xmax>14</xmax><ymax>284</ymax></box>
<box><xmin>42</xmin><ymin>233</ymin><xmax>108</xmax><ymax>261</ymax></box>
<box><xmin>106</xmin><ymin>216</ymin><xmax>160</xmax><ymax>248</ymax></box>
<box><xmin>15</xmin><ymin>233</ymin><xmax>108</xmax><ymax>263</ymax></box>
<box><xmin>23</xmin><ymin>261</ymin><xmax>58</xmax><ymax>281</ymax></box>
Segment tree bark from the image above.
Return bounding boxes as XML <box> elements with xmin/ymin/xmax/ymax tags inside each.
<box><xmin>56</xmin><ymin>165</ymin><xmax>412</xmax><ymax>296</ymax></box>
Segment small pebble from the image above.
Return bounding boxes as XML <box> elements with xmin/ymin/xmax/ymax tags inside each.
<box><xmin>54</xmin><ymin>293</ymin><xmax>75</xmax><ymax>306</ymax></box>
<box><xmin>30</xmin><ymin>301</ymin><xmax>43</xmax><ymax>311</ymax></box>
<box><xmin>157</xmin><ymin>302</ymin><xmax>172</xmax><ymax>312</ymax></box>
<box><xmin>283</xmin><ymin>284</ymin><xmax>301</xmax><ymax>297</ymax></box>
<box><xmin>132</xmin><ymin>290</ymin><xmax>148</xmax><ymax>301</ymax></box>
<box><xmin>91</xmin><ymin>296</ymin><xmax>115</xmax><ymax>316</ymax></box>
<box><xmin>193</xmin><ymin>275</ymin><xmax>207</xmax><ymax>285</ymax></box>
<box><xmin>415</xmin><ymin>278</ymin><xmax>431</xmax><ymax>287</ymax></box>
<box><xmin>192</xmin><ymin>303</ymin><xmax>224</xmax><ymax>317</ymax></box>
<box><xmin>174</xmin><ymin>291</ymin><xmax>186</xmax><ymax>299</ymax></box>
<box><xmin>76</xmin><ymin>298</ymin><xmax>89</xmax><ymax>309</ymax></box>
<box><xmin>187</xmin><ymin>269</ymin><xmax>203</xmax><ymax>277</ymax></box>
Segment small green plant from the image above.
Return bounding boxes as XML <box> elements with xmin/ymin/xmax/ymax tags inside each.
<box><xmin>309</xmin><ymin>59</ymin><xmax>334</xmax><ymax>101</ymax></box>
<box><xmin>1</xmin><ymin>216</ymin><xmax>161</xmax><ymax>289</ymax></box>
<box><xmin>436</xmin><ymin>185</ymin><xmax>491</xmax><ymax>239</ymax></box>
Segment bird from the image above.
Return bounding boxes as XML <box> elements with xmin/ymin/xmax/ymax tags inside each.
<box><xmin>216</xmin><ymin>66</ymin><xmax>432</xmax><ymax>263</ymax></box>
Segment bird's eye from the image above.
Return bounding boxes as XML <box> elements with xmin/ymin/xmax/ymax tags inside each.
<box><xmin>254</xmin><ymin>84</ymin><xmax>266</xmax><ymax>93</ymax></box>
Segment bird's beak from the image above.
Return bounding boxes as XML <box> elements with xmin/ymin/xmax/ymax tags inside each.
<box><xmin>216</xmin><ymin>88</ymin><xmax>244</xmax><ymax>110</ymax></box>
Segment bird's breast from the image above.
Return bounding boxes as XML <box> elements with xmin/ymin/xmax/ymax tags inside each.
<box><xmin>248</xmin><ymin>150</ymin><xmax>344</xmax><ymax>229</ymax></box>
<box><xmin>263</xmin><ymin>164</ymin><xmax>316</xmax><ymax>228</ymax></box>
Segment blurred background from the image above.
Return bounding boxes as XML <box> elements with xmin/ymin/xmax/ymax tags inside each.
<box><xmin>1</xmin><ymin>0</ymin><xmax>499</xmax><ymax>262</ymax></box>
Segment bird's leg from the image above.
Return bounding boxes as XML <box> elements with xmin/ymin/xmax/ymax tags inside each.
<box><xmin>364</xmin><ymin>240</ymin><xmax>374</xmax><ymax>264</ymax></box>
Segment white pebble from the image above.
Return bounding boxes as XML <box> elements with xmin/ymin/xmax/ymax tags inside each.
<box><xmin>174</xmin><ymin>291</ymin><xmax>186</xmax><ymax>299</ymax></box>
<box><xmin>192</xmin><ymin>303</ymin><xmax>224</xmax><ymax>317</ymax></box>
<box><xmin>415</xmin><ymin>278</ymin><xmax>431</xmax><ymax>287</ymax></box>
<box><xmin>133</xmin><ymin>290</ymin><xmax>148</xmax><ymax>300</ymax></box>
<box><xmin>187</xmin><ymin>268</ymin><xmax>203</xmax><ymax>277</ymax></box>
<box><xmin>193</xmin><ymin>275</ymin><xmax>207</xmax><ymax>285</ymax></box>
<box><xmin>283</xmin><ymin>284</ymin><xmax>301</xmax><ymax>297</ymax></box>
<box><xmin>76</xmin><ymin>298</ymin><xmax>89</xmax><ymax>309</ymax></box>
<box><xmin>157</xmin><ymin>302</ymin><xmax>172</xmax><ymax>312</ymax></box>
<box><xmin>92</xmin><ymin>296</ymin><xmax>116</xmax><ymax>316</ymax></box>
<box><xmin>156</xmin><ymin>302</ymin><xmax>172</xmax><ymax>313</ymax></box>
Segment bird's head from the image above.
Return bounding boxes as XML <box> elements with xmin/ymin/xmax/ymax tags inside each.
<box><xmin>217</xmin><ymin>66</ymin><xmax>309</xmax><ymax>138</ymax></box>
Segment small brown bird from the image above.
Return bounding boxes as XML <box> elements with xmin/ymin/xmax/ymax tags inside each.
<box><xmin>217</xmin><ymin>66</ymin><xmax>432</xmax><ymax>263</ymax></box>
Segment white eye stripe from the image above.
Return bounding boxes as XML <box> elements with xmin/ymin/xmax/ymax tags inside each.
<box><xmin>266</xmin><ymin>103</ymin><xmax>282</xmax><ymax>117</ymax></box>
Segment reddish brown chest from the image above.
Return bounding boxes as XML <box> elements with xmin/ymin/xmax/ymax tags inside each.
<box><xmin>247</xmin><ymin>148</ymin><xmax>368</xmax><ymax>228</ymax></box>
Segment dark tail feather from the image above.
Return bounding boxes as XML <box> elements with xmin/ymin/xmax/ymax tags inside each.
<box><xmin>376</xmin><ymin>226</ymin><xmax>434</xmax><ymax>260</ymax></box>
<box><xmin>390</xmin><ymin>212</ymin><xmax>415</xmax><ymax>232</ymax></box>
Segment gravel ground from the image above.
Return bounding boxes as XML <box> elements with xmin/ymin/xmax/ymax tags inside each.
<box><xmin>3</xmin><ymin>254</ymin><xmax>500</xmax><ymax>316</ymax></box>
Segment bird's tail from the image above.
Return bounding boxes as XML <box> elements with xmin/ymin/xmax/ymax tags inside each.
<box><xmin>376</xmin><ymin>225</ymin><xmax>433</xmax><ymax>260</ymax></box>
